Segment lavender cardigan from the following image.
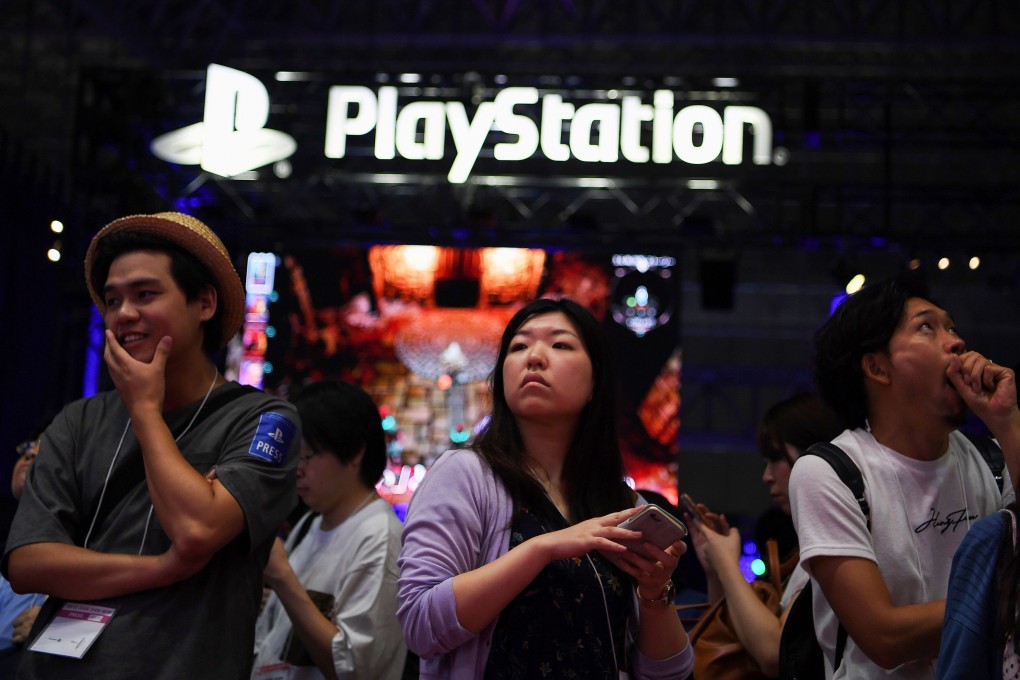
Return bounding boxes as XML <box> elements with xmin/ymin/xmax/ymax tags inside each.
<box><xmin>396</xmin><ymin>449</ymin><xmax>694</xmax><ymax>679</ymax></box>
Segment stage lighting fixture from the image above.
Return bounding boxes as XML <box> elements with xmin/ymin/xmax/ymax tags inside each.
<box><xmin>969</xmin><ymin>256</ymin><xmax>981</xmax><ymax>270</ymax></box>
<box><xmin>274</xmin><ymin>71</ymin><xmax>311</xmax><ymax>82</ymax></box>
<box><xmin>938</xmin><ymin>257</ymin><xmax>950</xmax><ymax>270</ymax></box>
<box><xmin>845</xmin><ymin>274</ymin><xmax>866</xmax><ymax>295</ymax></box>
<box><xmin>50</xmin><ymin>220</ymin><xmax>63</xmax><ymax>233</ymax></box>
<box><xmin>686</xmin><ymin>179</ymin><xmax>720</xmax><ymax>190</ymax></box>
<box><xmin>699</xmin><ymin>251</ymin><xmax>737</xmax><ymax>311</ymax></box>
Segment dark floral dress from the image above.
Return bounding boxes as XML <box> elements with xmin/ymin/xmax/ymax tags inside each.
<box><xmin>483</xmin><ymin>507</ymin><xmax>632</xmax><ymax>679</ymax></box>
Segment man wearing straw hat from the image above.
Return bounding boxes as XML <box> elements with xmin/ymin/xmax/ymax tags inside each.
<box><xmin>2</xmin><ymin>212</ymin><xmax>300</xmax><ymax>679</ymax></box>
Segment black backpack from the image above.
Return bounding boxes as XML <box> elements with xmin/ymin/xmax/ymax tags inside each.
<box><xmin>777</xmin><ymin>433</ymin><xmax>1004</xmax><ymax>680</ymax></box>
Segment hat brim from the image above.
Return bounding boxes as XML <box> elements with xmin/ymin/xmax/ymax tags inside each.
<box><xmin>84</xmin><ymin>212</ymin><xmax>245</xmax><ymax>349</ymax></box>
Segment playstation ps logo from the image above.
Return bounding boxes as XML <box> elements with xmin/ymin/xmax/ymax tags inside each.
<box><xmin>151</xmin><ymin>64</ymin><xmax>296</xmax><ymax>178</ymax></box>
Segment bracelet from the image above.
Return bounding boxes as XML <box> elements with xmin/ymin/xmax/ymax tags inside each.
<box><xmin>636</xmin><ymin>579</ymin><xmax>675</xmax><ymax>607</ymax></box>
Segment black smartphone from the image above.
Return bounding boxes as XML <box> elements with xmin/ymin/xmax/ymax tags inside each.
<box><xmin>616</xmin><ymin>504</ymin><xmax>688</xmax><ymax>560</ymax></box>
<box><xmin>679</xmin><ymin>493</ymin><xmax>708</xmax><ymax>523</ymax></box>
<box><xmin>679</xmin><ymin>492</ymin><xmax>721</xmax><ymax>532</ymax></box>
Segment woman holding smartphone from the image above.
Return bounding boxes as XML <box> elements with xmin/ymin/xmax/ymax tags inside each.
<box><xmin>687</xmin><ymin>392</ymin><xmax>844</xmax><ymax>678</ymax></box>
<box><xmin>397</xmin><ymin>298</ymin><xmax>693</xmax><ymax>679</ymax></box>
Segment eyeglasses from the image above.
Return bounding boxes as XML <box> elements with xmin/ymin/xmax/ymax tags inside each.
<box><xmin>15</xmin><ymin>439</ymin><xmax>39</xmax><ymax>457</ymax></box>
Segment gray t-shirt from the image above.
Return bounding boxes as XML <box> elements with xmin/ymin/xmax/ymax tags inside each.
<box><xmin>2</xmin><ymin>382</ymin><xmax>300</xmax><ymax>680</ymax></box>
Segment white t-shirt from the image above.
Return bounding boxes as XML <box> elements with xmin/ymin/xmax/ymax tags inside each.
<box><xmin>252</xmin><ymin>498</ymin><xmax>407</xmax><ymax>680</ymax></box>
<box><xmin>790</xmin><ymin>428</ymin><xmax>1014</xmax><ymax>680</ymax></box>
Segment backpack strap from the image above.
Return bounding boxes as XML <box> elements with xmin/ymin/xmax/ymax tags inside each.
<box><xmin>1005</xmin><ymin>507</ymin><xmax>1018</xmax><ymax>551</ymax></box>
<box><xmin>961</xmin><ymin>431</ymin><xmax>1005</xmax><ymax>492</ymax></box>
<box><xmin>799</xmin><ymin>441</ymin><xmax>870</xmax><ymax>669</ymax></box>
<box><xmin>801</xmin><ymin>442</ymin><xmax>871</xmax><ymax>530</ymax></box>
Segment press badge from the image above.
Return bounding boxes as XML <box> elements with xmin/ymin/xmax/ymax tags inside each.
<box><xmin>29</xmin><ymin>602</ymin><xmax>116</xmax><ymax>659</ymax></box>
<box><xmin>248</xmin><ymin>411</ymin><xmax>297</xmax><ymax>465</ymax></box>
<box><xmin>253</xmin><ymin>662</ymin><xmax>292</xmax><ymax>679</ymax></box>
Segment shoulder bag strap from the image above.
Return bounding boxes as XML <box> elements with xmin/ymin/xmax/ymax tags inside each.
<box><xmin>766</xmin><ymin>538</ymin><xmax>783</xmax><ymax>592</ymax></box>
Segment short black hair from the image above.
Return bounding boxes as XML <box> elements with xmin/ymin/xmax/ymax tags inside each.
<box><xmin>756</xmin><ymin>392</ymin><xmax>846</xmax><ymax>463</ymax></box>
<box><xmin>89</xmin><ymin>231</ymin><xmax>223</xmax><ymax>354</ymax></box>
<box><xmin>290</xmin><ymin>380</ymin><xmax>387</xmax><ymax>488</ymax></box>
<box><xmin>813</xmin><ymin>275</ymin><xmax>933</xmax><ymax>429</ymax></box>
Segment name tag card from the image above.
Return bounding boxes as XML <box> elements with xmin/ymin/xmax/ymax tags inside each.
<box><xmin>29</xmin><ymin>602</ymin><xmax>116</xmax><ymax>659</ymax></box>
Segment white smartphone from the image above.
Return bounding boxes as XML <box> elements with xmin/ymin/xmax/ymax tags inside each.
<box><xmin>615</xmin><ymin>504</ymin><xmax>688</xmax><ymax>560</ymax></box>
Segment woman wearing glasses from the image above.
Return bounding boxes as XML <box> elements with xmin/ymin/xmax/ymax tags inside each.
<box><xmin>252</xmin><ymin>381</ymin><xmax>407</xmax><ymax>680</ymax></box>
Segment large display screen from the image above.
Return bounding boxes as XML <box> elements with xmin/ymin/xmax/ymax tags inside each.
<box><xmin>231</xmin><ymin>244</ymin><xmax>682</xmax><ymax>515</ymax></box>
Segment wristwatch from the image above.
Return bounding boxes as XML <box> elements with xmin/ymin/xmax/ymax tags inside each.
<box><xmin>636</xmin><ymin>579</ymin><xmax>675</xmax><ymax>607</ymax></box>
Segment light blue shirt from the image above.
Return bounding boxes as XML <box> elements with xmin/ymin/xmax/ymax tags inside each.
<box><xmin>0</xmin><ymin>575</ymin><xmax>45</xmax><ymax>652</ymax></box>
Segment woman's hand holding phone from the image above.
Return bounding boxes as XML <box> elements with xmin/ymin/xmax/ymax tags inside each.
<box><xmin>611</xmin><ymin>504</ymin><xmax>687</xmax><ymax>562</ymax></box>
<box><xmin>681</xmin><ymin>494</ymin><xmax>736</xmax><ymax>587</ymax></box>
<box><xmin>679</xmin><ymin>492</ymin><xmax>724</xmax><ymax>533</ymax></box>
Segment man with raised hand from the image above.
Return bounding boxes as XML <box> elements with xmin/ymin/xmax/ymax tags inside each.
<box><xmin>3</xmin><ymin>212</ymin><xmax>299</xmax><ymax>679</ymax></box>
<box><xmin>789</xmin><ymin>276</ymin><xmax>1019</xmax><ymax>679</ymax></box>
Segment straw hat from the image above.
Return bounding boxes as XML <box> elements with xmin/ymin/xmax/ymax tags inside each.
<box><xmin>84</xmin><ymin>212</ymin><xmax>245</xmax><ymax>349</ymax></box>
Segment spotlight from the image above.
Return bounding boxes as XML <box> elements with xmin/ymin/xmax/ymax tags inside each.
<box><xmin>845</xmin><ymin>274</ymin><xmax>866</xmax><ymax>295</ymax></box>
<box><xmin>969</xmin><ymin>256</ymin><xmax>981</xmax><ymax>270</ymax></box>
<box><xmin>274</xmin><ymin>71</ymin><xmax>311</xmax><ymax>82</ymax></box>
<box><xmin>909</xmin><ymin>258</ymin><xmax>921</xmax><ymax>270</ymax></box>
<box><xmin>50</xmin><ymin>220</ymin><xmax>64</xmax><ymax>233</ymax></box>
<box><xmin>938</xmin><ymin>258</ymin><xmax>950</xmax><ymax>270</ymax></box>
<box><xmin>47</xmin><ymin>247</ymin><xmax>61</xmax><ymax>262</ymax></box>
<box><xmin>686</xmin><ymin>179</ymin><xmax>720</xmax><ymax>190</ymax></box>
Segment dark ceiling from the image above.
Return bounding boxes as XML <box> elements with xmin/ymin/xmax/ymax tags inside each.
<box><xmin>1</xmin><ymin>0</ymin><xmax>1019</xmax><ymax>254</ymax></box>
<box><xmin>3</xmin><ymin>1</ymin><xmax>1020</xmax><ymax>494</ymax></box>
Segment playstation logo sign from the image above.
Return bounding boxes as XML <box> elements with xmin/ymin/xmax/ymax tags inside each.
<box><xmin>151</xmin><ymin>64</ymin><xmax>296</xmax><ymax>178</ymax></box>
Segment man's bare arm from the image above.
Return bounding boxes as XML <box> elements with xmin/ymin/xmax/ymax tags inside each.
<box><xmin>810</xmin><ymin>554</ymin><xmax>943</xmax><ymax>669</ymax></box>
<box><xmin>104</xmin><ymin>333</ymin><xmax>247</xmax><ymax>562</ymax></box>
<box><xmin>8</xmin><ymin>542</ymin><xmax>208</xmax><ymax>600</ymax></box>
<box><xmin>130</xmin><ymin>413</ymin><xmax>247</xmax><ymax>561</ymax></box>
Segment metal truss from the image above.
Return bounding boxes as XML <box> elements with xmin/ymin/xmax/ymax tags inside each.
<box><xmin>3</xmin><ymin>0</ymin><xmax>1020</xmax><ymax>453</ymax></box>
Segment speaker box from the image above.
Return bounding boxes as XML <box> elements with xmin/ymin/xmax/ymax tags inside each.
<box><xmin>434</xmin><ymin>277</ymin><xmax>480</xmax><ymax>308</ymax></box>
<box><xmin>699</xmin><ymin>256</ymin><xmax>736</xmax><ymax>310</ymax></box>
